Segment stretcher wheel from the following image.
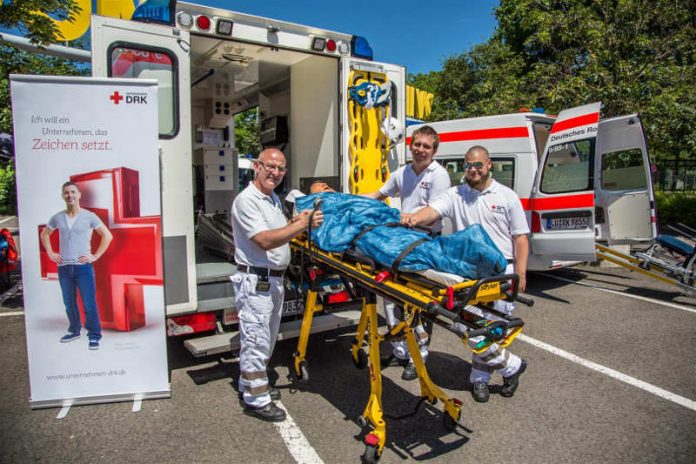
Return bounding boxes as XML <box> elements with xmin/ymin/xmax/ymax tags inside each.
<box><xmin>357</xmin><ymin>415</ymin><xmax>368</xmax><ymax>428</ymax></box>
<box><xmin>297</xmin><ymin>361</ymin><xmax>309</xmax><ymax>383</ymax></box>
<box><xmin>442</xmin><ymin>411</ymin><xmax>460</xmax><ymax>432</ymax></box>
<box><xmin>361</xmin><ymin>445</ymin><xmax>379</xmax><ymax>464</ymax></box>
<box><xmin>353</xmin><ymin>349</ymin><xmax>368</xmax><ymax>369</ymax></box>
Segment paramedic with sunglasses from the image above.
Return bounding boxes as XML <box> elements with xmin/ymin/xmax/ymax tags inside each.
<box><xmin>403</xmin><ymin>145</ymin><xmax>529</xmax><ymax>403</ymax></box>
<box><xmin>231</xmin><ymin>148</ymin><xmax>323</xmax><ymax>422</ymax></box>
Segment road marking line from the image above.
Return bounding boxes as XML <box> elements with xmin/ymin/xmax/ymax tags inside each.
<box><xmin>274</xmin><ymin>401</ymin><xmax>325</xmax><ymax>464</ymax></box>
<box><xmin>542</xmin><ymin>273</ymin><xmax>696</xmax><ymax>314</ymax></box>
<box><xmin>0</xmin><ymin>216</ymin><xmax>15</xmax><ymax>225</ymax></box>
<box><xmin>0</xmin><ymin>311</ymin><xmax>24</xmax><ymax>317</ymax></box>
<box><xmin>519</xmin><ymin>334</ymin><xmax>696</xmax><ymax>411</ymax></box>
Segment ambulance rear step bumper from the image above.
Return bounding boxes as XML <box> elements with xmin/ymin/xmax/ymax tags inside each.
<box><xmin>183</xmin><ymin>309</ymin><xmax>362</xmax><ymax>358</ymax></box>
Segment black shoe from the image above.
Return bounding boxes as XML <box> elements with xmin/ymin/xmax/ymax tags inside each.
<box><xmin>243</xmin><ymin>402</ymin><xmax>286</xmax><ymax>422</ymax></box>
<box><xmin>401</xmin><ymin>363</ymin><xmax>417</xmax><ymax>381</ymax></box>
<box><xmin>501</xmin><ymin>360</ymin><xmax>527</xmax><ymax>398</ymax></box>
<box><xmin>472</xmin><ymin>382</ymin><xmax>490</xmax><ymax>403</ymax></box>
<box><xmin>381</xmin><ymin>354</ymin><xmax>408</xmax><ymax>368</ymax></box>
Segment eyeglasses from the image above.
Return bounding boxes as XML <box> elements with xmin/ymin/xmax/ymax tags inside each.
<box><xmin>464</xmin><ymin>161</ymin><xmax>485</xmax><ymax>170</ymax></box>
<box><xmin>256</xmin><ymin>160</ymin><xmax>287</xmax><ymax>174</ymax></box>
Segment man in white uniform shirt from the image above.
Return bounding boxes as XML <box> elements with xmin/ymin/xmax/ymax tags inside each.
<box><xmin>365</xmin><ymin>125</ymin><xmax>451</xmax><ymax>381</ymax></box>
<box><xmin>403</xmin><ymin>145</ymin><xmax>529</xmax><ymax>402</ymax></box>
<box><xmin>231</xmin><ymin>148</ymin><xmax>323</xmax><ymax>422</ymax></box>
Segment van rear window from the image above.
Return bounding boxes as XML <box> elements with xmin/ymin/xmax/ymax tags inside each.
<box><xmin>540</xmin><ymin>139</ymin><xmax>594</xmax><ymax>194</ymax></box>
<box><xmin>601</xmin><ymin>148</ymin><xmax>647</xmax><ymax>191</ymax></box>
<box><xmin>108</xmin><ymin>45</ymin><xmax>178</xmax><ymax>138</ymax></box>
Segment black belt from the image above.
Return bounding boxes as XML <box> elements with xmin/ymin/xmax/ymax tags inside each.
<box><xmin>237</xmin><ymin>265</ymin><xmax>285</xmax><ymax>278</ymax></box>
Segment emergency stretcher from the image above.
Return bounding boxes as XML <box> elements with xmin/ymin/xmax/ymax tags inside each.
<box><xmin>595</xmin><ymin>222</ymin><xmax>696</xmax><ymax>297</ymax></box>
<box><xmin>287</xmin><ymin>226</ymin><xmax>532</xmax><ymax>463</ymax></box>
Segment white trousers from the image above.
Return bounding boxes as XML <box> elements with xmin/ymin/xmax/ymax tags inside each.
<box><xmin>382</xmin><ymin>299</ymin><xmax>429</xmax><ymax>364</ymax></box>
<box><xmin>231</xmin><ymin>272</ymin><xmax>284</xmax><ymax>408</ymax></box>
<box><xmin>468</xmin><ymin>263</ymin><xmax>521</xmax><ymax>383</ymax></box>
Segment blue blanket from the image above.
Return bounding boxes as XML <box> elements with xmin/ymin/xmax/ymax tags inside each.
<box><xmin>295</xmin><ymin>192</ymin><xmax>507</xmax><ymax>280</ymax></box>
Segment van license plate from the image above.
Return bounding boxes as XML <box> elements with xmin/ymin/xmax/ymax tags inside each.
<box><xmin>282</xmin><ymin>299</ymin><xmax>303</xmax><ymax>316</ymax></box>
<box><xmin>547</xmin><ymin>217</ymin><xmax>589</xmax><ymax>230</ymax></box>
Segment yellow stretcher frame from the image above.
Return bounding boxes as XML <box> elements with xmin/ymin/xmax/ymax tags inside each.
<box><xmin>289</xmin><ymin>236</ymin><xmax>525</xmax><ymax>461</ymax></box>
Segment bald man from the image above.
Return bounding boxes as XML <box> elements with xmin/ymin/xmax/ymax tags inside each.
<box><xmin>231</xmin><ymin>148</ymin><xmax>323</xmax><ymax>422</ymax></box>
<box><xmin>404</xmin><ymin>145</ymin><xmax>529</xmax><ymax>403</ymax></box>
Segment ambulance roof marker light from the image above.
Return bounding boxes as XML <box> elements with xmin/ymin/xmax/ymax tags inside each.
<box><xmin>311</xmin><ymin>37</ymin><xmax>327</xmax><ymax>51</ymax></box>
<box><xmin>216</xmin><ymin>19</ymin><xmax>233</xmax><ymax>36</ymax></box>
<box><xmin>196</xmin><ymin>15</ymin><xmax>211</xmax><ymax>31</ymax></box>
<box><xmin>326</xmin><ymin>39</ymin><xmax>337</xmax><ymax>52</ymax></box>
<box><xmin>177</xmin><ymin>12</ymin><xmax>194</xmax><ymax>29</ymax></box>
<box><xmin>351</xmin><ymin>36</ymin><xmax>373</xmax><ymax>60</ymax></box>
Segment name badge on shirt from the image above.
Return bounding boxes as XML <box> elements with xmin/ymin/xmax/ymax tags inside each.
<box><xmin>256</xmin><ymin>275</ymin><xmax>270</xmax><ymax>292</ymax></box>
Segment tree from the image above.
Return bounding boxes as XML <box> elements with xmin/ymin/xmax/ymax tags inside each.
<box><xmin>234</xmin><ymin>108</ymin><xmax>261</xmax><ymax>157</ymax></box>
<box><xmin>0</xmin><ymin>0</ymin><xmax>81</xmax><ymax>45</ymax></box>
<box><xmin>423</xmin><ymin>0</ymin><xmax>695</xmax><ymax>162</ymax></box>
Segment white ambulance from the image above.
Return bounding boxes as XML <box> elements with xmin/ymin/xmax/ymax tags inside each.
<box><xmin>84</xmin><ymin>2</ymin><xmax>408</xmax><ymax>355</ymax></box>
<box><xmin>408</xmin><ymin>102</ymin><xmax>657</xmax><ymax>271</ymax></box>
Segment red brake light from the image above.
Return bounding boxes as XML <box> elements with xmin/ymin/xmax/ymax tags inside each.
<box><xmin>531</xmin><ymin>211</ymin><xmax>541</xmax><ymax>233</ymax></box>
<box><xmin>196</xmin><ymin>15</ymin><xmax>211</xmax><ymax>30</ymax></box>
<box><xmin>326</xmin><ymin>39</ymin><xmax>337</xmax><ymax>52</ymax></box>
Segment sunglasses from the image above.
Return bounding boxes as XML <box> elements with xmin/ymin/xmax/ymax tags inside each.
<box><xmin>464</xmin><ymin>161</ymin><xmax>485</xmax><ymax>170</ymax></box>
<box><xmin>256</xmin><ymin>160</ymin><xmax>287</xmax><ymax>173</ymax></box>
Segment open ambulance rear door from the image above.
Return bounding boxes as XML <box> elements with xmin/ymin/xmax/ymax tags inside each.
<box><xmin>530</xmin><ymin>102</ymin><xmax>601</xmax><ymax>263</ymax></box>
<box><xmin>340</xmin><ymin>58</ymin><xmax>406</xmax><ymax>196</ymax></box>
<box><xmin>91</xmin><ymin>16</ymin><xmax>197</xmax><ymax>315</ymax></box>
<box><xmin>594</xmin><ymin>114</ymin><xmax>657</xmax><ymax>244</ymax></box>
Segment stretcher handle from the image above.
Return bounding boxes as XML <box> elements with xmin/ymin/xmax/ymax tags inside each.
<box><xmin>467</xmin><ymin>318</ymin><xmax>524</xmax><ymax>338</ymax></box>
<box><xmin>426</xmin><ymin>302</ymin><xmax>459</xmax><ymax>321</ymax></box>
<box><xmin>412</xmin><ymin>224</ymin><xmax>436</xmax><ymax>236</ymax></box>
<box><xmin>514</xmin><ymin>293</ymin><xmax>535</xmax><ymax>307</ymax></box>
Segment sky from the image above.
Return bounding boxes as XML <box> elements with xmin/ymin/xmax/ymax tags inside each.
<box><xmin>196</xmin><ymin>0</ymin><xmax>500</xmax><ymax>75</ymax></box>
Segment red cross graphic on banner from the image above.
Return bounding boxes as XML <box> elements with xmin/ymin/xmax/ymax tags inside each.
<box><xmin>39</xmin><ymin>167</ymin><xmax>163</xmax><ymax>331</ymax></box>
<box><xmin>109</xmin><ymin>91</ymin><xmax>124</xmax><ymax>104</ymax></box>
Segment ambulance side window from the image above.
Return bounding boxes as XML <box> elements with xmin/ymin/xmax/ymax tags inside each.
<box><xmin>108</xmin><ymin>44</ymin><xmax>178</xmax><ymax>138</ymax></box>
<box><xmin>444</xmin><ymin>157</ymin><xmax>515</xmax><ymax>189</ymax></box>
<box><xmin>540</xmin><ymin>139</ymin><xmax>594</xmax><ymax>193</ymax></box>
<box><xmin>601</xmin><ymin>148</ymin><xmax>647</xmax><ymax>191</ymax></box>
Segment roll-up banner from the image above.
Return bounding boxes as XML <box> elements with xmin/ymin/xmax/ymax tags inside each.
<box><xmin>10</xmin><ymin>75</ymin><xmax>170</xmax><ymax>408</ymax></box>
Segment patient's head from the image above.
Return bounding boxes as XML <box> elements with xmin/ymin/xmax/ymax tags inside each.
<box><xmin>310</xmin><ymin>181</ymin><xmax>335</xmax><ymax>194</ymax></box>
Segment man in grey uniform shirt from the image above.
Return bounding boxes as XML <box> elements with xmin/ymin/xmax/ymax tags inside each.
<box><xmin>40</xmin><ymin>181</ymin><xmax>113</xmax><ymax>350</ymax></box>
<box><xmin>365</xmin><ymin>125</ymin><xmax>450</xmax><ymax>381</ymax></box>
<box><xmin>231</xmin><ymin>148</ymin><xmax>323</xmax><ymax>422</ymax></box>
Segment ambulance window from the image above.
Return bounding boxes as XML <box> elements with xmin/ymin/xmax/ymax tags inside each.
<box><xmin>108</xmin><ymin>45</ymin><xmax>178</xmax><ymax>138</ymax></box>
<box><xmin>443</xmin><ymin>157</ymin><xmax>515</xmax><ymax>189</ymax></box>
<box><xmin>540</xmin><ymin>139</ymin><xmax>594</xmax><ymax>193</ymax></box>
<box><xmin>532</xmin><ymin>123</ymin><xmax>551</xmax><ymax>162</ymax></box>
<box><xmin>601</xmin><ymin>148</ymin><xmax>647</xmax><ymax>191</ymax></box>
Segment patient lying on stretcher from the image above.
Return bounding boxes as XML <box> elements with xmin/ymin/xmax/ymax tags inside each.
<box><xmin>293</xmin><ymin>187</ymin><xmax>507</xmax><ymax>283</ymax></box>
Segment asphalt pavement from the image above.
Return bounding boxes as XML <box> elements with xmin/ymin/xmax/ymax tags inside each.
<box><xmin>1</xmin><ymin>262</ymin><xmax>695</xmax><ymax>463</ymax></box>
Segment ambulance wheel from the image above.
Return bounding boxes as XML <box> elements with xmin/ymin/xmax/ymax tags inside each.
<box><xmin>442</xmin><ymin>411</ymin><xmax>460</xmax><ymax>432</ymax></box>
<box><xmin>354</xmin><ymin>349</ymin><xmax>368</xmax><ymax>369</ymax></box>
<box><xmin>361</xmin><ymin>445</ymin><xmax>379</xmax><ymax>464</ymax></box>
<box><xmin>298</xmin><ymin>361</ymin><xmax>309</xmax><ymax>383</ymax></box>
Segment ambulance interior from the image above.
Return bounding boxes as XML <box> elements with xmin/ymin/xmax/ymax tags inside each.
<box><xmin>189</xmin><ymin>36</ymin><xmax>342</xmax><ymax>218</ymax></box>
<box><xmin>188</xmin><ymin>36</ymin><xmax>342</xmax><ymax>270</ymax></box>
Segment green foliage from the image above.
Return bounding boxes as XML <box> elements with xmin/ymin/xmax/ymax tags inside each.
<box><xmin>234</xmin><ymin>108</ymin><xmax>261</xmax><ymax>157</ymax></box>
<box><xmin>0</xmin><ymin>161</ymin><xmax>16</xmax><ymax>214</ymax></box>
<box><xmin>420</xmin><ymin>0</ymin><xmax>696</xmax><ymax>163</ymax></box>
<box><xmin>654</xmin><ymin>191</ymin><xmax>696</xmax><ymax>229</ymax></box>
<box><xmin>0</xmin><ymin>0</ymin><xmax>81</xmax><ymax>45</ymax></box>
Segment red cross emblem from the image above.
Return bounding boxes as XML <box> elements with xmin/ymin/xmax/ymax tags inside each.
<box><xmin>39</xmin><ymin>167</ymin><xmax>163</xmax><ymax>331</ymax></box>
<box><xmin>109</xmin><ymin>91</ymin><xmax>124</xmax><ymax>104</ymax></box>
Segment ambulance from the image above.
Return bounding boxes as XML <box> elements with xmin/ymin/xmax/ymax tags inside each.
<box><xmin>2</xmin><ymin>1</ymin><xmax>416</xmax><ymax>355</ymax></box>
<box><xmin>408</xmin><ymin>102</ymin><xmax>657</xmax><ymax>271</ymax></box>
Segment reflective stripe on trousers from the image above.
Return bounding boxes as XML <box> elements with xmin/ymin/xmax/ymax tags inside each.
<box><xmin>383</xmin><ymin>299</ymin><xmax>429</xmax><ymax>363</ymax></box>
<box><xmin>231</xmin><ymin>272</ymin><xmax>284</xmax><ymax>408</ymax></box>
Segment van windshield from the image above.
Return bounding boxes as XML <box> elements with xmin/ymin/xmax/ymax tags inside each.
<box><xmin>540</xmin><ymin>139</ymin><xmax>595</xmax><ymax>194</ymax></box>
